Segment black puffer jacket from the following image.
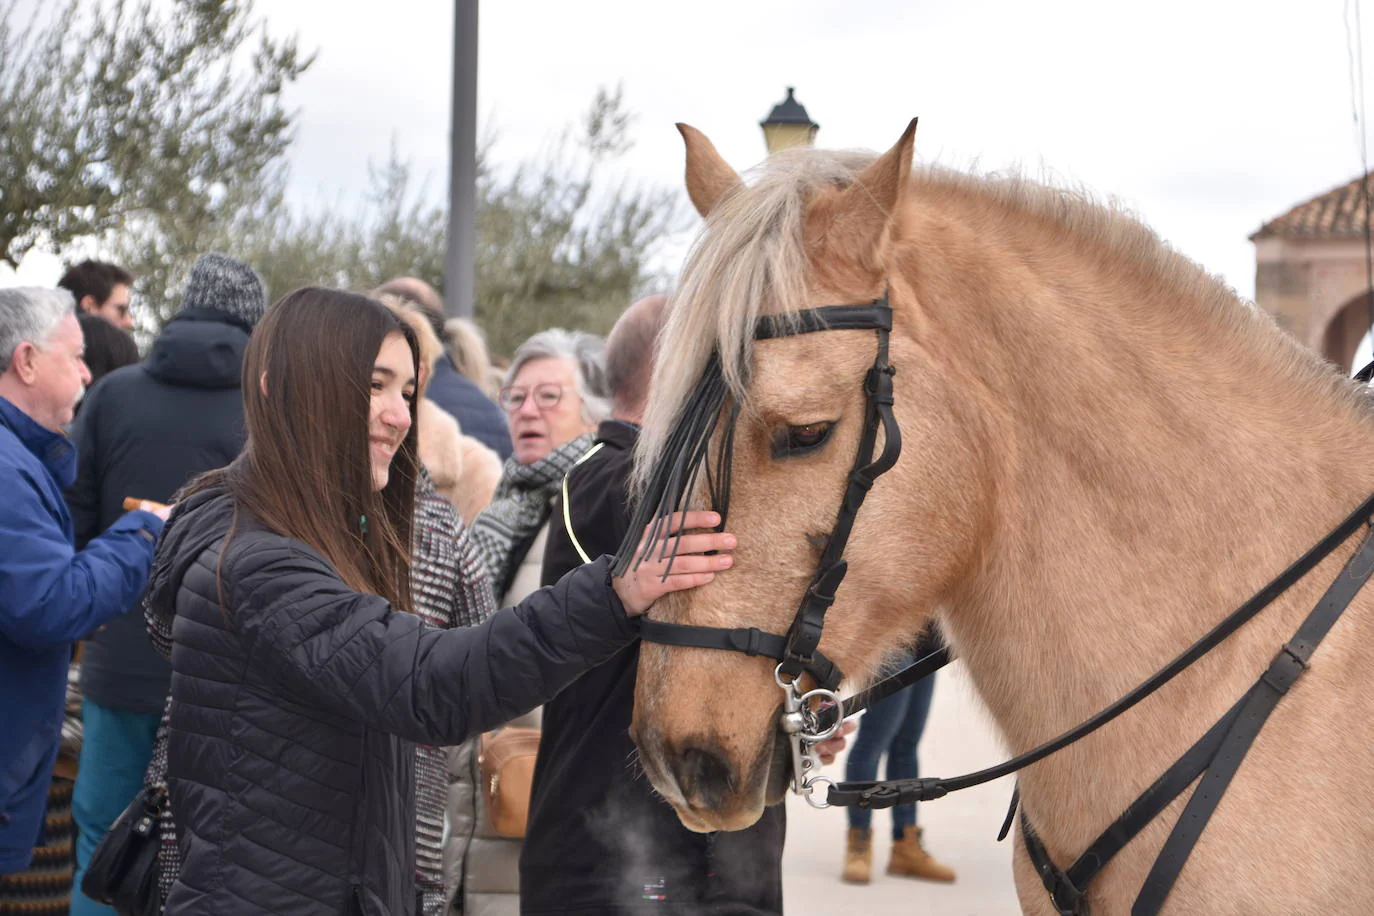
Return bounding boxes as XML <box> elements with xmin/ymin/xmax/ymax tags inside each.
<box><xmin>69</xmin><ymin>309</ymin><xmax>249</xmax><ymax>714</ymax></box>
<box><xmin>144</xmin><ymin>483</ymin><xmax>638</xmax><ymax>916</ymax></box>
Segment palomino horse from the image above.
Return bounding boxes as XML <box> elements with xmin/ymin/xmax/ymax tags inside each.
<box><xmin>623</xmin><ymin>121</ymin><xmax>1374</xmax><ymax>914</ymax></box>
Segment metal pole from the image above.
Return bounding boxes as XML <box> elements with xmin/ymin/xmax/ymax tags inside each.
<box><xmin>445</xmin><ymin>0</ymin><xmax>478</xmax><ymax>318</ymax></box>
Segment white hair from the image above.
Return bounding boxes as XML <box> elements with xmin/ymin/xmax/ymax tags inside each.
<box><xmin>0</xmin><ymin>287</ymin><xmax>75</xmax><ymax>373</ymax></box>
<box><xmin>505</xmin><ymin>328</ymin><xmax>611</xmax><ymax>425</ymax></box>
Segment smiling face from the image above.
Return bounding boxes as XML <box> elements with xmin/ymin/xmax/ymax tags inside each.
<box><xmin>369</xmin><ymin>332</ymin><xmax>417</xmax><ymax>491</ymax></box>
<box><xmin>503</xmin><ymin>356</ymin><xmax>596</xmax><ymax>464</ymax></box>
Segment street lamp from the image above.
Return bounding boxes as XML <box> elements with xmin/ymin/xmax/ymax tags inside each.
<box><xmin>445</xmin><ymin>0</ymin><xmax>478</xmax><ymax>318</ymax></box>
<box><xmin>760</xmin><ymin>87</ymin><xmax>819</xmax><ymax>154</ymax></box>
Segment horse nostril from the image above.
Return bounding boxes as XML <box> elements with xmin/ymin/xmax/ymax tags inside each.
<box><xmin>671</xmin><ymin>745</ymin><xmax>735</xmax><ymax>809</ymax></box>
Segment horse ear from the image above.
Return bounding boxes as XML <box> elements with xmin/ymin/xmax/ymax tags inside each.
<box><xmin>833</xmin><ymin>118</ymin><xmax>918</xmax><ymax>244</ymax></box>
<box><xmin>678</xmin><ymin>123</ymin><xmax>743</xmax><ymax>218</ymax></box>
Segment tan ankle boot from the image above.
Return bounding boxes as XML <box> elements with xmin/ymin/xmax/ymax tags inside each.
<box><xmin>887</xmin><ymin>826</ymin><xmax>956</xmax><ymax>882</ymax></box>
<box><xmin>841</xmin><ymin>827</ymin><xmax>873</xmax><ymax>884</ymax></box>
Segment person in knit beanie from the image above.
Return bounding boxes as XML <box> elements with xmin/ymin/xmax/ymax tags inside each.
<box><xmin>175</xmin><ymin>252</ymin><xmax>270</xmax><ymax>331</ymax></box>
<box><xmin>64</xmin><ymin>253</ymin><xmax>266</xmax><ymax>915</ymax></box>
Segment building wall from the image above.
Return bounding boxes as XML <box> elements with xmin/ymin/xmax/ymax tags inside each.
<box><xmin>1254</xmin><ymin>235</ymin><xmax>1372</xmax><ymax>366</ymax></box>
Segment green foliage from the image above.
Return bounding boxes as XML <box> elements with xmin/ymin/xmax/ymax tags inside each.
<box><xmin>0</xmin><ymin>0</ymin><xmax>311</xmax><ymax>306</ymax></box>
<box><xmin>116</xmin><ymin>147</ymin><xmax>451</xmax><ymax>333</ymax></box>
<box><xmin>128</xmin><ymin>86</ymin><xmax>683</xmax><ymax>358</ymax></box>
<box><xmin>1</xmin><ymin>0</ymin><xmax>679</xmax><ymax>354</ymax></box>
<box><xmin>474</xmin><ymin>86</ymin><xmax>683</xmax><ymax>356</ymax></box>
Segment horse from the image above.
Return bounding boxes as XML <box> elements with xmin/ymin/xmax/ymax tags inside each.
<box><xmin>623</xmin><ymin>121</ymin><xmax>1374</xmax><ymax>914</ymax></box>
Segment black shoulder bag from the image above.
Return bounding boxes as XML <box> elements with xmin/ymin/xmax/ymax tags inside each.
<box><xmin>80</xmin><ymin>784</ymin><xmax>166</xmax><ymax>916</ymax></box>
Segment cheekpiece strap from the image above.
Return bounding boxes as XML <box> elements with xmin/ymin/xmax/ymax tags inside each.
<box><xmin>757</xmin><ymin>296</ymin><xmax>899</xmax><ymax>684</ymax></box>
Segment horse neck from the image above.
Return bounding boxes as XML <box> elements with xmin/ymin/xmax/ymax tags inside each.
<box><xmin>904</xmin><ymin>189</ymin><xmax>1374</xmax><ymax>851</ymax></box>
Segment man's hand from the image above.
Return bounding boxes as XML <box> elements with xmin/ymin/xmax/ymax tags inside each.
<box><xmin>123</xmin><ymin>497</ymin><xmax>173</xmax><ymax>522</ymax></box>
<box><xmin>814</xmin><ymin>719</ymin><xmax>857</xmax><ymax>766</ymax></box>
<box><xmin>612</xmin><ymin>511</ymin><xmax>735</xmax><ymax>616</ymax></box>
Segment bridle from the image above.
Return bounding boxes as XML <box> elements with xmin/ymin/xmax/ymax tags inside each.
<box><xmin>617</xmin><ymin>290</ymin><xmax>1374</xmax><ymax>915</ymax></box>
<box><xmin>621</xmin><ymin>293</ymin><xmax>901</xmax><ymax>803</ymax></box>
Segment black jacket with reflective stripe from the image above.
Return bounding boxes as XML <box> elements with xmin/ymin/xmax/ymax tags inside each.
<box><xmin>524</xmin><ymin>420</ymin><xmax>786</xmax><ymax>915</ymax></box>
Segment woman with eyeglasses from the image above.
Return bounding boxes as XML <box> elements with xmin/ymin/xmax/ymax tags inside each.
<box><xmin>470</xmin><ymin>329</ymin><xmax>608</xmax><ymax>606</ymax></box>
<box><xmin>462</xmin><ymin>329</ymin><xmax>607</xmax><ymax>915</ymax></box>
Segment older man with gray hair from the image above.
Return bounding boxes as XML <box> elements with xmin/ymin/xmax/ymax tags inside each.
<box><xmin>0</xmin><ymin>288</ymin><xmax>168</xmax><ymax>877</ymax></box>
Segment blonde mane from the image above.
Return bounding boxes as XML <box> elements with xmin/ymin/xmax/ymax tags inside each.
<box><xmin>636</xmin><ymin>149</ymin><xmax>870</xmax><ymax>492</ymax></box>
<box><xmin>638</xmin><ymin>151</ymin><xmax>1372</xmax><ymax>494</ymax></box>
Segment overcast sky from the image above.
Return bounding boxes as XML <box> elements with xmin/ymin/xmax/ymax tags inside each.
<box><xmin>8</xmin><ymin>0</ymin><xmax>1373</xmax><ymax>307</ymax></box>
<box><xmin>276</xmin><ymin>0</ymin><xmax>1374</xmax><ymax>305</ymax></box>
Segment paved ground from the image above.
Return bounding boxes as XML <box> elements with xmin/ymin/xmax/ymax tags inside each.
<box><xmin>781</xmin><ymin>663</ymin><xmax>1023</xmax><ymax>915</ymax></box>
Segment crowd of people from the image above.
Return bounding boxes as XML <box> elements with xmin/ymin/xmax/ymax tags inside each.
<box><xmin>0</xmin><ymin>255</ymin><xmax>953</xmax><ymax>916</ymax></box>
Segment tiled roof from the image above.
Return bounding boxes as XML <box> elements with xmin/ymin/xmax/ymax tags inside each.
<box><xmin>1252</xmin><ymin>173</ymin><xmax>1374</xmax><ymax>240</ymax></box>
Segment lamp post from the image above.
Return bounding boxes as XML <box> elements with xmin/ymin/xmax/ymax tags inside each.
<box><xmin>760</xmin><ymin>86</ymin><xmax>819</xmax><ymax>154</ymax></box>
<box><xmin>445</xmin><ymin>0</ymin><xmax>478</xmax><ymax>318</ymax></box>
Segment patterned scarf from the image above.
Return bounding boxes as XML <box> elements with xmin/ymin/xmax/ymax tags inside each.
<box><xmin>468</xmin><ymin>433</ymin><xmax>595</xmax><ymax>597</ymax></box>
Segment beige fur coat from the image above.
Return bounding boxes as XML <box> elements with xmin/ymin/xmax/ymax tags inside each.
<box><xmin>418</xmin><ymin>398</ymin><xmax>502</xmax><ymax>524</ymax></box>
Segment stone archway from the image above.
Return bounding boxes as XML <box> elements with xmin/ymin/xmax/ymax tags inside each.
<box><xmin>1252</xmin><ymin>174</ymin><xmax>1374</xmax><ymax>371</ymax></box>
<box><xmin>1322</xmin><ymin>291</ymin><xmax>1374</xmax><ymax>371</ymax></box>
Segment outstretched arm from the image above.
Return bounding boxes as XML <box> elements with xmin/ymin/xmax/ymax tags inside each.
<box><xmin>0</xmin><ymin>474</ymin><xmax>162</xmax><ymax>649</ymax></box>
<box><xmin>234</xmin><ymin>512</ymin><xmax>734</xmax><ymax>745</ymax></box>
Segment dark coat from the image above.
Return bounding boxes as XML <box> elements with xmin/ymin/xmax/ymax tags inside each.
<box><xmin>76</xmin><ymin>311</ymin><xmax>138</xmax><ymax>386</ymax></box>
<box><xmin>524</xmin><ymin>420</ymin><xmax>786</xmax><ymax>915</ymax></box>
<box><xmin>0</xmin><ymin>396</ymin><xmax>162</xmax><ymax>874</ymax></box>
<box><xmin>145</xmin><ymin>482</ymin><xmax>638</xmax><ymax>916</ymax></box>
<box><xmin>67</xmin><ymin>309</ymin><xmax>249</xmax><ymax>714</ymax></box>
<box><xmin>425</xmin><ymin>356</ymin><xmax>512</xmax><ymax>461</ymax></box>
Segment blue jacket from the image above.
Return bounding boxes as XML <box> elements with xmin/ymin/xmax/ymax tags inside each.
<box><xmin>0</xmin><ymin>396</ymin><xmax>163</xmax><ymax>874</ymax></box>
<box><xmin>425</xmin><ymin>356</ymin><xmax>512</xmax><ymax>460</ymax></box>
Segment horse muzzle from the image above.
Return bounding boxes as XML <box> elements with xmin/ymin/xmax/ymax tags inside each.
<box><xmin>630</xmin><ymin>722</ymin><xmax>780</xmax><ymax>833</ymax></box>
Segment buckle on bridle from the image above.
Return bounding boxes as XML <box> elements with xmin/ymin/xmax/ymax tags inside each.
<box><xmin>864</xmin><ymin>362</ymin><xmax>896</xmax><ymax>395</ymax></box>
<box><xmin>776</xmin><ymin>662</ymin><xmax>844</xmax><ymax>801</ymax></box>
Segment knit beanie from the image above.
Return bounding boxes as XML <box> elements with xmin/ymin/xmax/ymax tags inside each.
<box><xmin>179</xmin><ymin>253</ymin><xmax>268</xmax><ymax>330</ymax></box>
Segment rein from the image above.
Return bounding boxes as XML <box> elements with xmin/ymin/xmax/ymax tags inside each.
<box><xmin>831</xmin><ymin>489</ymin><xmax>1374</xmax><ymax>811</ymax></box>
<box><xmin>620</xmin><ymin>292</ymin><xmax>1374</xmax><ymax>914</ymax></box>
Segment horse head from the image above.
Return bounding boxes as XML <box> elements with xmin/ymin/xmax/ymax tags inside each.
<box><xmin>628</xmin><ymin>122</ymin><xmax>998</xmax><ymax>832</ymax></box>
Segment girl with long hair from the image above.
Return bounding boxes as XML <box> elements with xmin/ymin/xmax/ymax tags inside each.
<box><xmin>142</xmin><ymin>289</ymin><xmax>731</xmax><ymax>916</ymax></box>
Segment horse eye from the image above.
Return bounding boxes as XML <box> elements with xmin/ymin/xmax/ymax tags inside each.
<box><xmin>772</xmin><ymin>422</ymin><xmax>834</xmax><ymax>458</ymax></box>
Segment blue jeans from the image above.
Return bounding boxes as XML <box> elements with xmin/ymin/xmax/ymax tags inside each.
<box><xmin>844</xmin><ymin>670</ymin><xmax>937</xmax><ymax>838</ymax></box>
<box><xmin>70</xmin><ymin>699</ymin><xmax>160</xmax><ymax>916</ymax></box>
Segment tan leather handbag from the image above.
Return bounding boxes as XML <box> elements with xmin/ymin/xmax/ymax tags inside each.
<box><xmin>478</xmin><ymin>727</ymin><xmax>540</xmax><ymax>838</ymax></box>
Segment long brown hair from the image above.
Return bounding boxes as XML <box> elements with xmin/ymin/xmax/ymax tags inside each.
<box><xmin>197</xmin><ymin>287</ymin><xmax>420</xmax><ymax>608</ymax></box>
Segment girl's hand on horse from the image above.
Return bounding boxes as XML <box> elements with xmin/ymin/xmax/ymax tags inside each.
<box><xmin>612</xmin><ymin>511</ymin><xmax>735</xmax><ymax>616</ymax></box>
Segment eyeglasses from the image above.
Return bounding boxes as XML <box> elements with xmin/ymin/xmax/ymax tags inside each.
<box><xmin>499</xmin><ymin>383</ymin><xmax>565</xmax><ymax>413</ymax></box>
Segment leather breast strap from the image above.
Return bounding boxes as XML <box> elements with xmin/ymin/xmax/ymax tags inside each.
<box><xmin>1019</xmin><ymin>521</ymin><xmax>1374</xmax><ymax>916</ymax></box>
